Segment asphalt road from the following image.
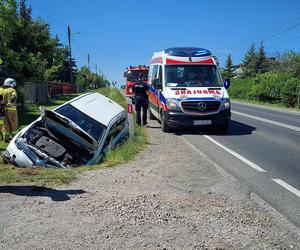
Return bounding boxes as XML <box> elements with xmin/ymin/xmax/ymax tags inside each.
<box><xmin>181</xmin><ymin>101</ymin><xmax>300</xmax><ymax>227</ymax></box>
<box><xmin>120</xmin><ymin>87</ymin><xmax>300</xmax><ymax>227</ymax></box>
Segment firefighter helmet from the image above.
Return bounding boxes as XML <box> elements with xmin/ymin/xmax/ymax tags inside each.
<box><xmin>3</xmin><ymin>78</ymin><xmax>16</xmax><ymax>88</ymax></box>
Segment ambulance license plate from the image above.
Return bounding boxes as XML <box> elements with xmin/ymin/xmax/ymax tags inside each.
<box><xmin>194</xmin><ymin>120</ymin><xmax>212</xmax><ymax>125</ymax></box>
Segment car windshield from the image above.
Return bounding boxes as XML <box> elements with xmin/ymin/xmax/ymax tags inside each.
<box><xmin>165</xmin><ymin>65</ymin><xmax>223</xmax><ymax>87</ymax></box>
<box><xmin>127</xmin><ymin>71</ymin><xmax>148</xmax><ymax>81</ymax></box>
<box><xmin>55</xmin><ymin>104</ymin><xmax>106</xmax><ymax>142</ymax></box>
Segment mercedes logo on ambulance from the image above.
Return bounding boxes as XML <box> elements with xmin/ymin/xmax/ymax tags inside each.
<box><xmin>198</xmin><ymin>102</ymin><xmax>206</xmax><ymax>111</ymax></box>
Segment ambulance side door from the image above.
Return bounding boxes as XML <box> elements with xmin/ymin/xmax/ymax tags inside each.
<box><xmin>148</xmin><ymin>65</ymin><xmax>160</xmax><ymax>118</ymax></box>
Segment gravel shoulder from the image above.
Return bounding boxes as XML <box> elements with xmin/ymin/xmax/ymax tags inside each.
<box><xmin>1</xmin><ymin>120</ymin><xmax>300</xmax><ymax>249</ymax></box>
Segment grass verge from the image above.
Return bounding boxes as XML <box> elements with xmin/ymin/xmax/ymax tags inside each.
<box><xmin>0</xmin><ymin>88</ymin><xmax>147</xmax><ymax>186</ymax></box>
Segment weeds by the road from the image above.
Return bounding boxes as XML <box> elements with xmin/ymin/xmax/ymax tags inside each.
<box><xmin>0</xmin><ymin>166</ymin><xmax>81</xmax><ymax>186</ymax></box>
<box><xmin>0</xmin><ymin>88</ymin><xmax>147</xmax><ymax>186</ymax></box>
<box><xmin>96</xmin><ymin>87</ymin><xmax>126</xmax><ymax>109</ymax></box>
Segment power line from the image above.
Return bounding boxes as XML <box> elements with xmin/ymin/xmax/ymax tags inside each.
<box><xmin>238</xmin><ymin>14</ymin><xmax>300</xmax><ymax>46</ymax></box>
<box><xmin>261</xmin><ymin>21</ymin><xmax>300</xmax><ymax>44</ymax></box>
<box><xmin>268</xmin><ymin>35</ymin><xmax>300</xmax><ymax>48</ymax></box>
<box><xmin>216</xmin><ymin>15</ymin><xmax>300</xmax><ymax>59</ymax></box>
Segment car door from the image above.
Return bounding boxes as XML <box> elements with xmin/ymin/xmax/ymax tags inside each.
<box><xmin>148</xmin><ymin>64</ymin><xmax>161</xmax><ymax>118</ymax></box>
<box><xmin>102</xmin><ymin>125</ymin><xmax>116</xmax><ymax>155</ymax></box>
<box><xmin>156</xmin><ymin>65</ymin><xmax>164</xmax><ymax>117</ymax></box>
<box><xmin>102</xmin><ymin>115</ymin><xmax>127</xmax><ymax>155</ymax></box>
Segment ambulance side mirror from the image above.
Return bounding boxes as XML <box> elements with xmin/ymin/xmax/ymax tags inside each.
<box><xmin>223</xmin><ymin>78</ymin><xmax>231</xmax><ymax>89</ymax></box>
<box><xmin>123</xmin><ymin>72</ymin><xmax>127</xmax><ymax>78</ymax></box>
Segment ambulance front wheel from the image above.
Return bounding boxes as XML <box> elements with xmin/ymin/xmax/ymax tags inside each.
<box><xmin>161</xmin><ymin>112</ymin><xmax>171</xmax><ymax>133</ymax></box>
<box><xmin>216</xmin><ymin>122</ymin><xmax>229</xmax><ymax>134</ymax></box>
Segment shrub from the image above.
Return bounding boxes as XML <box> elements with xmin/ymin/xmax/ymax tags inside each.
<box><xmin>229</xmin><ymin>78</ymin><xmax>254</xmax><ymax>100</ymax></box>
<box><xmin>281</xmin><ymin>77</ymin><xmax>299</xmax><ymax>107</ymax></box>
<box><xmin>255</xmin><ymin>72</ymin><xmax>283</xmax><ymax>103</ymax></box>
<box><xmin>229</xmin><ymin>72</ymin><xmax>300</xmax><ymax>108</ymax></box>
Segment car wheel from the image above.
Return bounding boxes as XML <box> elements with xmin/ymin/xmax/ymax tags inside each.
<box><xmin>161</xmin><ymin>113</ymin><xmax>171</xmax><ymax>133</ymax></box>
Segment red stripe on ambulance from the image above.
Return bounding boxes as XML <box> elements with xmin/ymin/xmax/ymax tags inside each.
<box><xmin>166</xmin><ymin>58</ymin><xmax>214</xmax><ymax>65</ymax></box>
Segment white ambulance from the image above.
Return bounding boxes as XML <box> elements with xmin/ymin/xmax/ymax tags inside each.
<box><xmin>147</xmin><ymin>47</ymin><xmax>231</xmax><ymax>132</ymax></box>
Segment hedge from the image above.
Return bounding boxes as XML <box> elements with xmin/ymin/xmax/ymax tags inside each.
<box><xmin>229</xmin><ymin>72</ymin><xmax>300</xmax><ymax>108</ymax></box>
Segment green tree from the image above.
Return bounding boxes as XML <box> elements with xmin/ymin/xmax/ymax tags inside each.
<box><xmin>242</xmin><ymin>43</ymin><xmax>257</xmax><ymax>77</ymax></box>
<box><xmin>1</xmin><ymin>0</ymin><xmax>112</xmax><ymax>87</ymax></box>
<box><xmin>273</xmin><ymin>51</ymin><xmax>300</xmax><ymax>78</ymax></box>
<box><xmin>0</xmin><ymin>0</ymin><xmax>18</xmax><ymax>78</ymax></box>
<box><xmin>224</xmin><ymin>54</ymin><xmax>234</xmax><ymax>78</ymax></box>
<box><xmin>256</xmin><ymin>42</ymin><xmax>267</xmax><ymax>73</ymax></box>
<box><xmin>1</xmin><ymin>0</ymin><xmax>76</xmax><ymax>83</ymax></box>
<box><xmin>76</xmin><ymin>66</ymin><xmax>106</xmax><ymax>88</ymax></box>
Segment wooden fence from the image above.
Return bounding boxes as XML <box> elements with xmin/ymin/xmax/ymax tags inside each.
<box><xmin>24</xmin><ymin>82</ymin><xmax>86</xmax><ymax>104</ymax></box>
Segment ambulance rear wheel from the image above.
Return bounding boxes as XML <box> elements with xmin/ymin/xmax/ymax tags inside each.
<box><xmin>161</xmin><ymin>113</ymin><xmax>171</xmax><ymax>133</ymax></box>
<box><xmin>148</xmin><ymin>108</ymin><xmax>156</xmax><ymax>120</ymax></box>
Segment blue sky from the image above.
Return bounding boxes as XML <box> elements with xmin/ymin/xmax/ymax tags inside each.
<box><xmin>27</xmin><ymin>0</ymin><xmax>300</xmax><ymax>86</ymax></box>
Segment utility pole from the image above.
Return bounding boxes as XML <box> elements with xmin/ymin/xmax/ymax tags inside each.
<box><xmin>67</xmin><ymin>25</ymin><xmax>73</xmax><ymax>84</ymax></box>
<box><xmin>87</xmin><ymin>54</ymin><xmax>90</xmax><ymax>87</ymax></box>
<box><xmin>95</xmin><ymin>64</ymin><xmax>98</xmax><ymax>88</ymax></box>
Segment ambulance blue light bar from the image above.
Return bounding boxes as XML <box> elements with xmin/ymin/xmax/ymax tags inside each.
<box><xmin>165</xmin><ymin>47</ymin><xmax>212</xmax><ymax>57</ymax></box>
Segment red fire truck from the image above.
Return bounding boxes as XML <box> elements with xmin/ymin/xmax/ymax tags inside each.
<box><xmin>124</xmin><ymin>65</ymin><xmax>149</xmax><ymax>100</ymax></box>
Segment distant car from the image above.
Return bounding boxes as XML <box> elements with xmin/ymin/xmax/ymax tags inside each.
<box><xmin>120</xmin><ymin>85</ymin><xmax>126</xmax><ymax>89</ymax></box>
<box><xmin>2</xmin><ymin>92</ymin><xmax>128</xmax><ymax>168</ymax></box>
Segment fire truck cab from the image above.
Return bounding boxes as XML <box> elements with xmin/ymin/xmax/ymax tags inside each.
<box><xmin>148</xmin><ymin>47</ymin><xmax>231</xmax><ymax>132</ymax></box>
<box><xmin>124</xmin><ymin>65</ymin><xmax>149</xmax><ymax>100</ymax></box>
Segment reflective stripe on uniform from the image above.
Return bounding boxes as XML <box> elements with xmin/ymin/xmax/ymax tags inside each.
<box><xmin>6</xmin><ymin>107</ymin><xmax>17</xmax><ymax>111</ymax></box>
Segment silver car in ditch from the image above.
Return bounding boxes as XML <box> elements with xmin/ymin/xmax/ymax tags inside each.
<box><xmin>2</xmin><ymin>92</ymin><xmax>128</xmax><ymax>168</ymax></box>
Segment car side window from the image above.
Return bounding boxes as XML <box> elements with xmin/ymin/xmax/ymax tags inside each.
<box><xmin>103</xmin><ymin>125</ymin><xmax>116</xmax><ymax>149</ymax></box>
<box><xmin>115</xmin><ymin>117</ymin><xmax>126</xmax><ymax>136</ymax></box>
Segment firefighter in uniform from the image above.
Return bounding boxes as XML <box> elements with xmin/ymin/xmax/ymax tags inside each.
<box><xmin>1</xmin><ymin>78</ymin><xmax>18</xmax><ymax>142</ymax></box>
<box><xmin>0</xmin><ymin>85</ymin><xmax>5</xmax><ymax>139</ymax></box>
<box><xmin>132</xmin><ymin>73</ymin><xmax>149</xmax><ymax>126</ymax></box>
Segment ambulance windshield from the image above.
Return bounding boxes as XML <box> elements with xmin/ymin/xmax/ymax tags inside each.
<box><xmin>165</xmin><ymin>65</ymin><xmax>223</xmax><ymax>87</ymax></box>
<box><xmin>127</xmin><ymin>71</ymin><xmax>148</xmax><ymax>81</ymax></box>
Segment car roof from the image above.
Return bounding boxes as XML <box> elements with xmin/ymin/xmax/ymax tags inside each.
<box><xmin>68</xmin><ymin>92</ymin><xmax>125</xmax><ymax>126</ymax></box>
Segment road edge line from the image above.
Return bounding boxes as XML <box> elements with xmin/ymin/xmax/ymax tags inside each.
<box><xmin>232</xmin><ymin>111</ymin><xmax>300</xmax><ymax>132</ymax></box>
<box><xmin>272</xmin><ymin>179</ymin><xmax>300</xmax><ymax>198</ymax></box>
<box><xmin>232</xmin><ymin>100</ymin><xmax>300</xmax><ymax>116</ymax></box>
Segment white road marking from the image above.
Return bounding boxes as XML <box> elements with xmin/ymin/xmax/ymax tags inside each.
<box><xmin>232</xmin><ymin>110</ymin><xmax>300</xmax><ymax>132</ymax></box>
<box><xmin>202</xmin><ymin>134</ymin><xmax>267</xmax><ymax>173</ymax></box>
<box><xmin>272</xmin><ymin>179</ymin><xmax>300</xmax><ymax>198</ymax></box>
<box><xmin>232</xmin><ymin>100</ymin><xmax>300</xmax><ymax>116</ymax></box>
